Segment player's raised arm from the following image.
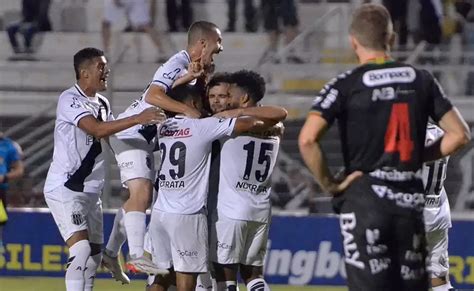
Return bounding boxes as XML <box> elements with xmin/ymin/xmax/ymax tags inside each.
<box><xmin>78</xmin><ymin>107</ymin><xmax>165</xmax><ymax>139</ymax></box>
<box><xmin>145</xmin><ymin>85</ymin><xmax>201</xmax><ymax>118</ymax></box>
<box><xmin>215</xmin><ymin>105</ymin><xmax>288</xmax><ymax>125</ymax></box>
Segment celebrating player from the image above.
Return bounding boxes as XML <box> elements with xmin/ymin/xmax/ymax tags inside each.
<box><xmin>208</xmin><ymin>70</ymin><xmax>287</xmax><ymax>291</ymax></box>
<box><xmin>43</xmin><ymin>47</ymin><xmax>164</xmax><ymax>291</ymax></box>
<box><xmin>298</xmin><ymin>4</ymin><xmax>470</xmax><ymax>291</ymax></box>
<box><xmin>103</xmin><ymin>21</ymin><xmax>223</xmax><ymax>277</ymax></box>
<box><xmin>148</xmin><ymin>83</ymin><xmax>278</xmax><ymax>291</ymax></box>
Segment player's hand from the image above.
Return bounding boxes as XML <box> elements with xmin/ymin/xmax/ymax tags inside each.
<box><xmin>326</xmin><ymin>171</ymin><xmax>363</xmax><ymax>195</ymax></box>
<box><xmin>213</xmin><ymin>109</ymin><xmax>242</xmax><ymax>118</ymax></box>
<box><xmin>184</xmin><ymin>107</ymin><xmax>201</xmax><ymax>119</ymax></box>
<box><xmin>136</xmin><ymin>107</ymin><xmax>167</xmax><ymax>125</ymax></box>
<box><xmin>188</xmin><ymin>61</ymin><xmax>205</xmax><ymax>78</ymax></box>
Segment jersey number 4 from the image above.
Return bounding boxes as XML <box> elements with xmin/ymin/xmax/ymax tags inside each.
<box><xmin>384</xmin><ymin>103</ymin><xmax>414</xmax><ymax>162</ymax></box>
<box><xmin>159</xmin><ymin>142</ymin><xmax>186</xmax><ymax>180</ymax></box>
<box><xmin>243</xmin><ymin>141</ymin><xmax>274</xmax><ymax>182</ymax></box>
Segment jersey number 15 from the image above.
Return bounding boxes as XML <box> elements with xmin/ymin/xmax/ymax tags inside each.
<box><xmin>242</xmin><ymin>141</ymin><xmax>274</xmax><ymax>182</ymax></box>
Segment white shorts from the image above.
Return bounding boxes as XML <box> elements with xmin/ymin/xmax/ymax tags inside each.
<box><xmin>44</xmin><ymin>186</ymin><xmax>103</xmax><ymax>244</ymax></box>
<box><xmin>104</xmin><ymin>0</ymin><xmax>151</xmax><ymax>27</ymax></box>
<box><xmin>110</xmin><ymin>136</ymin><xmax>156</xmax><ymax>185</ymax></box>
<box><xmin>210</xmin><ymin>213</ymin><xmax>269</xmax><ymax>266</ymax></box>
<box><xmin>426</xmin><ymin>228</ymin><xmax>450</xmax><ymax>278</ymax></box>
<box><xmin>149</xmin><ymin>210</ymin><xmax>208</xmax><ymax>273</ymax></box>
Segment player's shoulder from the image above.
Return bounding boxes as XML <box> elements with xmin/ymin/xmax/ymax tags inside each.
<box><xmin>161</xmin><ymin>50</ymin><xmax>190</xmax><ymax>68</ymax></box>
<box><xmin>58</xmin><ymin>85</ymin><xmax>83</xmax><ymax>105</ymax></box>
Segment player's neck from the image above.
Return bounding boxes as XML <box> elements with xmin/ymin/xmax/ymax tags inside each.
<box><xmin>186</xmin><ymin>46</ymin><xmax>201</xmax><ymax>62</ymax></box>
<box><xmin>357</xmin><ymin>49</ymin><xmax>391</xmax><ymax>65</ymax></box>
<box><xmin>76</xmin><ymin>82</ymin><xmax>97</xmax><ymax>98</ymax></box>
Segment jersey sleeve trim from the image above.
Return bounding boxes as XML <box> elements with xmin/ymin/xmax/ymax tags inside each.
<box><xmin>152</xmin><ymin>80</ymin><xmax>171</xmax><ymax>91</ymax></box>
<box><xmin>74</xmin><ymin>111</ymin><xmax>93</xmax><ymax>124</ymax></box>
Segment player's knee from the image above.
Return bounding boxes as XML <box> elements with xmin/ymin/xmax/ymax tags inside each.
<box><xmin>89</xmin><ymin>243</ymin><xmax>102</xmax><ymax>256</ymax></box>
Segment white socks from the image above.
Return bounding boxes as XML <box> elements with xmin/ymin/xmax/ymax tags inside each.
<box><xmin>84</xmin><ymin>252</ymin><xmax>102</xmax><ymax>291</ymax></box>
<box><xmin>65</xmin><ymin>240</ymin><xmax>91</xmax><ymax>291</ymax></box>
<box><xmin>217</xmin><ymin>281</ymin><xmax>237</xmax><ymax>291</ymax></box>
<box><xmin>196</xmin><ymin>273</ymin><xmax>214</xmax><ymax>290</ymax></box>
<box><xmin>247</xmin><ymin>278</ymin><xmax>270</xmax><ymax>291</ymax></box>
<box><xmin>432</xmin><ymin>283</ymin><xmax>452</xmax><ymax>291</ymax></box>
<box><xmin>124</xmin><ymin>211</ymin><xmax>146</xmax><ymax>258</ymax></box>
<box><xmin>105</xmin><ymin>208</ymin><xmax>126</xmax><ymax>257</ymax></box>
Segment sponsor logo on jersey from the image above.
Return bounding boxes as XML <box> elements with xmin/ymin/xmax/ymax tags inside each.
<box><xmin>176</xmin><ymin>249</ymin><xmax>198</xmax><ymax>258</ymax></box>
<box><xmin>371</xmin><ymin>185</ymin><xmax>425</xmax><ymax>210</ymax></box>
<box><xmin>159</xmin><ymin>180</ymin><xmax>185</xmax><ymax>189</ymax></box>
<box><xmin>363</xmin><ymin>67</ymin><xmax>416</xmax><ymax>87</ymax></box>
<box><xmin>159</xmin><ymin>127</ymin><xmax>192</xmax><ymax>138</ymax></box>
<box><xmin>235</xmin><ymin>181</ymin><xmax>269</xmax><ymax>195</ymax></box>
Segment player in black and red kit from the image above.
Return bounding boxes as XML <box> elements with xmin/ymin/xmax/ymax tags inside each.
<box><xmin>299</xmin><ymin>4</ymin><xmax>470</xmax><ymax>291</ymax></box>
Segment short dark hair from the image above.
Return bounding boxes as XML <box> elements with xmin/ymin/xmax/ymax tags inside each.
<box><xmin>187</xmin><ymin>21</ymin><xmax>219</xmax><ymax>44</ymax></box>
<box><xmin>229</xmin><ymin>70</ymin><xmax>266</xmax><ymax>104</ymax></box>
<box><xmin>207</xmin><ymin>72</ymin><xmax>232</xmax><ymax>91</ymax></box>
<box><xmin>167</xmin><ymin>84</ymin><xmax>205</xmax><ymax>116</ymax></box>
<box><xmin>73</xmin><ymin>47</ymin><xmax>104</xmax><ymax>80</ymax></box>
<box><xmin>349</xmin><ymin>4</ymin><xmax>394</xmax><ymax>51</ymax></box>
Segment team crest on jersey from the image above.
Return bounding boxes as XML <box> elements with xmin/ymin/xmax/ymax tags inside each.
<box><xmin>71</xmin><ymin>211</ymin><xmax>84</xmax><ymax>226</ymax></box>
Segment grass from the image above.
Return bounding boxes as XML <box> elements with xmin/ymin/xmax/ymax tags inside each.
<box><xmin>0</xmin><ymin>277</ymin><xmax>348</xmax><ymax>291</ymax></box>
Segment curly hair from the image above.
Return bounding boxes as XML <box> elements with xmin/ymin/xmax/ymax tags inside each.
<box><xmin>229</xmin><ymin>70</ymin><xmax>266</xmax><ymax>104</ymax></box>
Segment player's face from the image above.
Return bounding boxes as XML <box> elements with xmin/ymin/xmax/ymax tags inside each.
<box><xmin>208</xmin><ymin>83</ymin><xmax>230</xmax><ymax>114</ymax></box>
<box><xmin>87</xmin><ymin>56</ymin><xmax>109</xmax><ymax>92</ymax></box>
<box><xmin>202</xmin><ymin>28</ymin><xmax>223</xmax><ymax>69</ymax></box>
<box><xmin>227</xmin><ymin>84</ymin><xmax>245</xmax><ymax>109</ymax></box>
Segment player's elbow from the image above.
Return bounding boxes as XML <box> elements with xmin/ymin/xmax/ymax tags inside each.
<box><xmin>277</xmin><ymin>108</ymin><xmax>288</xmax><ymax>121</ymax></box>
<box><xmin>456</xmin><ymin>127</ymin><xmax>471</xmax><ymax>148</ymax></box>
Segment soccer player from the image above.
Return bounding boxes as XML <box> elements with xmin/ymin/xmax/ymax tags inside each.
<box><xmin>298</xmin><ymin>4</ymin><xmax>470</xmax><ymax>291</ymax></box>
<box><xmin>148</xmin><ymin>83</ymin><xmax>276</xmax><ymax>291</ymax></box>
<box><xmin>103</xmin><ymin>20</ymin><xmax>223</xmax><ymax>277</ymax></box>
<box><xmin>209</xmin><ymin>70</ymin><xmax>286</xmax><ymax>291</ymax></box>
<box><xmin>423</xmin><ymin>123</ymin><xmax>454</xmax><ymax>291</ymax></box>
<box><xmin>43</xmin><ymin>47</ymin><xmax>164</xmax><ymax>291</ymax></box>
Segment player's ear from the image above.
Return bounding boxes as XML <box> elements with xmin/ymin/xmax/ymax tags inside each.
<box><xmin>349</xmin><ymin>35</ymin><xmax>358</xmax><ymax>51</ymax></box>
<box><xmin>241</xmin><ymin>93</ymin><xmax>251</xmax><ymax>108</ymax></box>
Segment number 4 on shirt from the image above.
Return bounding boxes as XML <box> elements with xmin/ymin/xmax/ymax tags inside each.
<box><xmin>384</xmin><ymin>103</ymin><xmax>414</xmax><ymax>162</ymax></box>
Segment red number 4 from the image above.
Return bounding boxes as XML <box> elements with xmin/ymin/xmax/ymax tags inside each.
<box><xmin>384</xmin><ymin>103</ymin><xmax>414</xmax><ymax>162</ymax></box>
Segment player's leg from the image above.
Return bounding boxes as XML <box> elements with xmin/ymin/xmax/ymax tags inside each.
<box><xmin>426</xmin><ymin>228</ymin><xmax>452</xmax><ymax>291</ymax></box>
<box><xmin>210</xmin><ymin>213</ymin><xmax>245</xmax><ymax>291</ymax></box>
<box><xmin>170</xmin><ymin>211</ymin><xmax>209</xmax><ymax>291</ymax></box>
<box><xmin>240</xmin><ymin>221</ymin><xmax>270</xmax><ymax>291</ymax></box>
<box><xmin>103</xmin><ymin>207</ymin><xmax>130</xmax><ymax>284</ymax></box>
<box><xmin>84</xmin><ymin>194</ymin><xmax>105</xmax><ymax>291</ymax></box>
<box><xmin>45</xmin><ymin>187</ymin><xmax>94</xmax><ymax>291</ymax></box>
<box><xmin>394</xmin><ymin>212</ymin><xmax>429</xmax><ymax>291</ymax></box>
<box><xmin>336</xmin><ymin>188</ymin><xmax>399</xmax><ymax>291</ymax></box>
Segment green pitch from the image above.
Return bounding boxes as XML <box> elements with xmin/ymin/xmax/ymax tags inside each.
<box><xmin>0</xmin><ymin>277</ymin><xmax>348</xmax><ymax>291</ymax></box>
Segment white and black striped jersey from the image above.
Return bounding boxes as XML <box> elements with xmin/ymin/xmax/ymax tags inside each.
<box><xmin>115</xmin><ymin>50</ymin><xmax>191</xmax><ymax>142</ymax></box>
<box><xmin>214</xmin><ymin>125</ymin><xmax>282</xmax><ymax>223</ymax></box>
<box><xmin>422</xmin><ymin>123</ymin><xmax>452</xmax><ymax>231</ymax></box>
<box><xmin>44</xmin><ymin>84</ymin><xmax>113</xmax><ymax>194</ymax></box>
<box><xmin>154</xmin><ymin>116</ymin><xmax>236</xmax><ymax>215</ymax></box>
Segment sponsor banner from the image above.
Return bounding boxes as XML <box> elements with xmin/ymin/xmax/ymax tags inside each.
<box><xmin>2</xmin><ymin>210</ymin><xmax>474</xmax><ymax>288</ymax></box>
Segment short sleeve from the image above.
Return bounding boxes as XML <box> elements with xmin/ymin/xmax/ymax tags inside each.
<box><xmin>310</xmin><ymin>77</ymin><xmax>346</xmax><ymax>124</ymax></box>
<box><xmin>197</xmin><ymin>117</ymin><xmax>236</xmax><ymax>140</ymax></box>
<box><xmin>425</xmin><ymin>71</ymin><xmax>453</xmax><ymax>122</ymax></box>
<box><xmin>58</xmin><ymin>95</ymin><xmax>93</xmax><ymax>126</ymax></box>
<box><xmin>151</xmin><ymin>60</ymin><xmax>187</xmax><ymax>92</ymax></box>
<box><xmin>7</xmin><ymin>141</ymin><xmax>20</xmax><ymax>165</ymax></box>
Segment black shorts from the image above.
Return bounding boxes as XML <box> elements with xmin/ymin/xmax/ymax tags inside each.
<box><xmin>334</xmin><ymin>178</ymin><xmax>429</xmax><ymax>291</ymax></box>
<box><xmin>261</xmin><ymin>0</ymin><xmax>299</xmax><ymax>32</ymax></box>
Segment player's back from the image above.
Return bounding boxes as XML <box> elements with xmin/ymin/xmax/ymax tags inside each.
<box><xmin>312</xmin><ymin>61</ymin><xmax>452</xmax><ymax>176</ymax></box>
<box><xmin>154</xmin><ymin>116</ymin><xmax>235</xmax><ymax>215</ymax></box>
<box><xmin>217</xmin><ymin>125</ymin><xmax>281</xmax><ymax>223</ymax></box>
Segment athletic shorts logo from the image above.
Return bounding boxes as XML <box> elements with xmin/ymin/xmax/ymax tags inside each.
<box><xmin>363</xmin><ymin>67</ymin><xmax>416</xmax><ymax>87</ymax></box>
<box><xmin>176</xmin><ymin>249</ymin><xmax>198</xmax><ymax>258</ymax></box>
<box><xmin>71</xmin><ymin>211</ymin><xmax>84</xmax><ymax>226</ymax></box>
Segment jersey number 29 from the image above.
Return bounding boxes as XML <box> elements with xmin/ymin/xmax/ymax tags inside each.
<box><xmin>159</xmin><ymin>142</ymin><xmax>186</xmax><ymax>180</ymax></box>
